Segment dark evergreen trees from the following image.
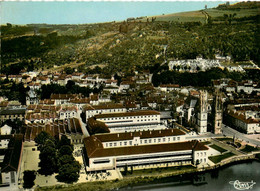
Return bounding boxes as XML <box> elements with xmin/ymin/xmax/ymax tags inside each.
<box><xmin>37</xmin><ymin>135</ymin><xmax>58</xmax><ymax>176</ymax></box>
<box><xmin>55</xmin><ymin>135</ymin><xmax>81</xmax><ymax>184</ymax></box>
<box><xmin>23</xmin><ymin>170</ymin><xmax>36</xmax><ymax>189</ymax></box>
<box><xmin>55</xmin><ymin>162</ymin><xmax>81</xmax><ymax>184</ymax></box>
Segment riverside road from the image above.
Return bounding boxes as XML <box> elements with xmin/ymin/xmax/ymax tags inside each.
<box><xmin>222</xmin><ymin>124</ymin><xmax>260</xmax><ymax>146</ymax></box>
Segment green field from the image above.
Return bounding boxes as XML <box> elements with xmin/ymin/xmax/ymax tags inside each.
<box><xmin>205</xmin><ymin>8</ymin><xmax>259</xmax><ymax>18</ymax></box>
<box><xmin>138</xmin><ymin>6</ymin><xmax>259</xmax><ymax>24</ymax></box>
<box><xmin>147</xmin><ymin>11</ymin><xmax>206</xmax><ymax>23</ymax></box>
<box><xmin>240</xmin><ymin>145</ymin><xmax>260</xmax><ymax>153</ymax></box>
<box><xmin>209</xmin><ymin>144</ymin><xmax>227</xmax><ymax>153</ymax></box>
<box><xmin>209</xmin><ymin>152</ymin><xmax>235</xmax><ymax>164</ymax></box>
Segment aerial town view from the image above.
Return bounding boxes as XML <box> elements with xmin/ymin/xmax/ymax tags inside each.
<box><xmin>0</xmin><ymin>1</ymin><xmax>259</xmax><ymax>191</ymax></box>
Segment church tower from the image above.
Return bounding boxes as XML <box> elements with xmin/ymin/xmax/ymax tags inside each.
<box><xmin>197</xmin><ymin>90</ymin><xmax>208</xmax><ymax>134</ymax></box>
<box><xmin>213</xmin><ymin>90</ymin><xmax>223</xmax><ymax>134</ymax></box>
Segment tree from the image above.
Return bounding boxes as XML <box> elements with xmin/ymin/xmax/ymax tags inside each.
<box><xmin>58</xmin><ymin>145</ymin><xmax>73</xmax><ymax>156</ymax></box>
<box><xmin>57</xmin><ymin>135</ymin><xmax>73</xmax><ymax>150</ymax></box>
<box><xmin>66</xmin><ymin>80</ymin><xmax>76</xmax><ymax>90</ymax></box>
<box><xmin>56</xmin><ymin>161</ymin><xmax>81</xmax><ymax>184</ymax></box>
<box><xmin>38</xmin><ymin>144</ymin><xmax>58</xmax><ymax>175</ymax></box>
<box><xmin>23</xmin><ymin>170</ymin><xmax>36</xmax><ymax>189</ymax></box>
<box><xmin>80</xmin><ymin>112</ymin><xmax>86</xmax><ymax>123</ymax></box>
<box><xmin>38</xmin><ymin>136</ymin><xmax>58</xmax><ymax>176</ymax></box>
<box><xmin>58</xmin><ymin>155</ymin><xmax>75</xmax><ymax>168</ymax></box>
<box><xmin>35</xmin><ymin>131</ymin><xmax>53</xmax><ymax>147</ymax></box>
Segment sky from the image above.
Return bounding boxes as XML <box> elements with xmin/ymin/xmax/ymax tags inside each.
<box><xmin>1</xmin><ymin>1</ymin><xmax>236</xmax><ymax>25</ymax></box>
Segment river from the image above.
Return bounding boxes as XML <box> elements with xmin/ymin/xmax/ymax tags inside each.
<box><xmin>118</xmin><ymin>161</ymin><xmax>260</xmax><ymax>191</ymax></box>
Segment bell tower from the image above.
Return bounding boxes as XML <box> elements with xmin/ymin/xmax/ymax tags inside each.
<box><xmin>197</xmin><ymin>90</ymin><xmax>208</xmax><ymax>134</ymax></box>
<box><xmin>213</xmin><ymin>90</ymin><xmax>223</xmax><ymax>134</ymax></box>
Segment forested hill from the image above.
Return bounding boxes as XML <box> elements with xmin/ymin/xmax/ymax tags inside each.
<box><xmin>1</xmin><ymin>1</ymin><xmax>259</xmax><ymax>75</ymax></box>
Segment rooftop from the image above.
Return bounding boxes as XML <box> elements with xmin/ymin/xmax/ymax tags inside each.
<box><xmin>1</xmin><ymin>134</ymin><xmax>23</xmax><ymax>173</ymax></box>
<box><xmin>95</xmin><ymin>128</ymin><xmax>185</xmax><ymax>142</ymax></box>
<box><xmin>95</xmin><ymin>110</ymin><xmax>160</xmax><ymax>119</ymax></box>
<box><xmin>84</xmin><ymin>138</ymin><xmax>208</xmax><ymax>158</ymax></box>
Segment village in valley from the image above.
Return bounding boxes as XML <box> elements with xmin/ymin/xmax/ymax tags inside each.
<box><xmin>0</xmin><ymin>54</ymin><xmax>260</xmax><ymax>190</ymax></box>
<box><xmin>0</xmin><ymin>1</ymin><xmax>260</xmax><ymax>191</ymax></box>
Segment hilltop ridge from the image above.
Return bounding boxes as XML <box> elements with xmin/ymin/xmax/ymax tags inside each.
<box><xmin>1</xmin><ymin>1</ymin><xmax>259</xmax><ymax>75</ymax></box>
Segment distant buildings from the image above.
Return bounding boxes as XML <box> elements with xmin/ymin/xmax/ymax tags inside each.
<box><xmin>0</xmin><ymin>108</ymin><xmax>26</xmax><ymax>122</ymax></box>
<box><xmin>168</xmin><ymin>58</ymin><xmax>221</xmax><ymax>73</ymax></box>
<box><xmin>224</xmin><ymin>103</ymin><xmax>260</xmax><ymax>134</ymax></box>
<box><xmin>168</xmin><ymin>58</ymin><xmax>259</xmax><ymax>73</ymax></box>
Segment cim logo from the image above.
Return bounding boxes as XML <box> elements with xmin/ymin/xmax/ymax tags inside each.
<box><xmin>229</xmin><ymin>180</ymin><xmax>256</xmax><ymax>190</ymax></box>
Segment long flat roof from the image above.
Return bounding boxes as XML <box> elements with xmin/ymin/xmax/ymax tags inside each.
<box><xmin>95</xmin><ymin>110</ymin><xmax>160</xmax><ymax>119</ymax></box>
<box><xmin>95</xmin><ymin>128</ymin><xmax>185</xmax><ymax>142</ymax></box>
<box><xmin>1</xmin><ymin>134</ymin><xmax>23</xmax><ymax>173</ymax></box>
<box><xmin>83</xmin><ymin>103</ymin><xmax>136</xmax><ymax>111</ymax></box>
<box><xmin>84</xmin><ymin>137</ymin><xmax>208</xmax><ymax>158</ymax></box>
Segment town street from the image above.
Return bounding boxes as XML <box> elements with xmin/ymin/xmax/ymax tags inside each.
<box><xmin>222</xmin><ymin>124</ymin><xmax>260</xmax><ymax>146</ymax></box>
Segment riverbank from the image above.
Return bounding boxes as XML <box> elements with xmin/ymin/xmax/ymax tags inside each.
<box><xmin>36</xmin><ymin>156</ymin><xmax>260</xmax><ymax>191</ymax></box>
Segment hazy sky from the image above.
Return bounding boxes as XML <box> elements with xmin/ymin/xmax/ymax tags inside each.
<box><xmin>1</xmin><ymin>1</ymin><xmax>233</xmax><ymax>24</ymax></box>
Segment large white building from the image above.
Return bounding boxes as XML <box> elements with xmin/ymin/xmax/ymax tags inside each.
<box><xmin>225</xmin><ymin>110</ymin><xmax>260</xmax><ymax>134</ymax></box>
<box><xmin>96</xmin><ymin>128</ymin><xmax>186</xmax><ymax>148</ymax></box>
<box><xmin>93</xmin><ymin>110</ymin><xmax>162</xmax><ymax>132</ymax></box>
<box><xmin>83</xmin><ymin>103</ymin><xmax>136</xmax><ymax>120</ymax></box>
<box><xmin>83</xmin><ymin>131</ymin><xmax>209</xmax><ymax>172</ymax></box>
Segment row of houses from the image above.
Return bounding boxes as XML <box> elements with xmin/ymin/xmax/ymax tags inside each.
<box><xmin>213</xmin><ymin>79</ymin><xmax>260</xmax><ymax>95</ymax></box>
<box><xmin>224</xmin><ymin>103</ymin><xmax>260</xmax><ymax>134</ymax></box>
<box><xmin>24</xmin><ymin>118</ymin><xmax>83</xmax><ymax>144</ymax></box>
<box><xmin>168</xmin><ymin>57</ymin><xmax>259</xmax><ymax>73</ymax></box>
<box><xmin>168</xmin><ymin>58</ymin><xmax>221</xmax><ymax>72</ymax></box>
<box><xmin>1</xmin><ymin>71</ymin><xmax>151</xmax><ymax>94</ymax></box>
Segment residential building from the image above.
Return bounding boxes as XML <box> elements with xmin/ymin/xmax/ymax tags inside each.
<box><xmin>59</xmin><ymin>106</ymin><xmax>78</xmax><ymax>120</ymax></box>
<box><xmin>1</xmin><ymin>135</ymin><xmax>23</xmax><ymax>191</ymax></box>
<box><xmin>50</xmin><ymin>94</ymin><xmax>80</xmax><ymax>105</ymax></box>
<box><xmin>0</xmin><ymin>124</ymin><xmax>12</xmax><ymax>135</ymax></box>
<box><xmin>0</xmin><ymin>108</ymin><xmax>26</xmax><ymax>122</ymax></box>
<box><xmin>25</xmin><ymin>118</ymin><xmax>84</xmax><ymax>144</ymax></box>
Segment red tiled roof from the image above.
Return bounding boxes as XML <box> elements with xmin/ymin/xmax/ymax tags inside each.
<box><xmin>95</xmin><ymin>110</ymin><xmax>160</xmax><ymax>119</ymax></box>
<box><xmin>83</xmin><ymin>103</ymin><xmax>126</xmax><ymax>111</ymax></box>
<box><xmin>50</xmin><ymin>94</ymin><xmax>79</xmax><ymax>100</ymax></box>
<box><xmin>84</xmin><ymin>138</ymin><xmax>208</xmax><ymax>158</ymax></box>
<box><xmin>95</xmin><ymin>128</ymin><xmax>185</xmax><ymax>142</ymax></box>
<box><xmin>160</xmin><ymin>84</ymin><xmax>180</xmax><ymax>88</ymax></box>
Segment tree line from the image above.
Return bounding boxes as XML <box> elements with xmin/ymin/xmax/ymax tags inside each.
<box><xmin>35</xmin><ymin>132</ymin><xmax>81</xmax><ymax>184</ymax></box>
<box><xmin>39</xmin><ymin>81</ymin><xmax>103</xmax><ymax>99</ymax></box>
<box><xmin>152</xmin><ymin>68</ymin><xmax>247</xmax><ymax>87</ymax></box>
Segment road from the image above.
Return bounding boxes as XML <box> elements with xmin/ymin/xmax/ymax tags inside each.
<box><xmin>211</xmin><ymin>138</ymin><xmax>244</xmax><ymax>155</ymax></box>
<box><xmin>222</xmin><ymin>124</ymin><xmax>260</xmax><ymax>146</ymax></box>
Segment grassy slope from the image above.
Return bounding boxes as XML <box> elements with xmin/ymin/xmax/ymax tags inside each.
<box><xmin>139</xmin><ymin>6</ymin><xmax>259</xmax><ymax>23</ymax></box>
<box><xmin>205</xmin><ymin>8</ymin><xmax>259</xmax><ymax>18</ymax></box>
<box><xmin>147</xmin><ymin>11</ymin><xmax>206</xmax><ymax>23</ymax></box>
